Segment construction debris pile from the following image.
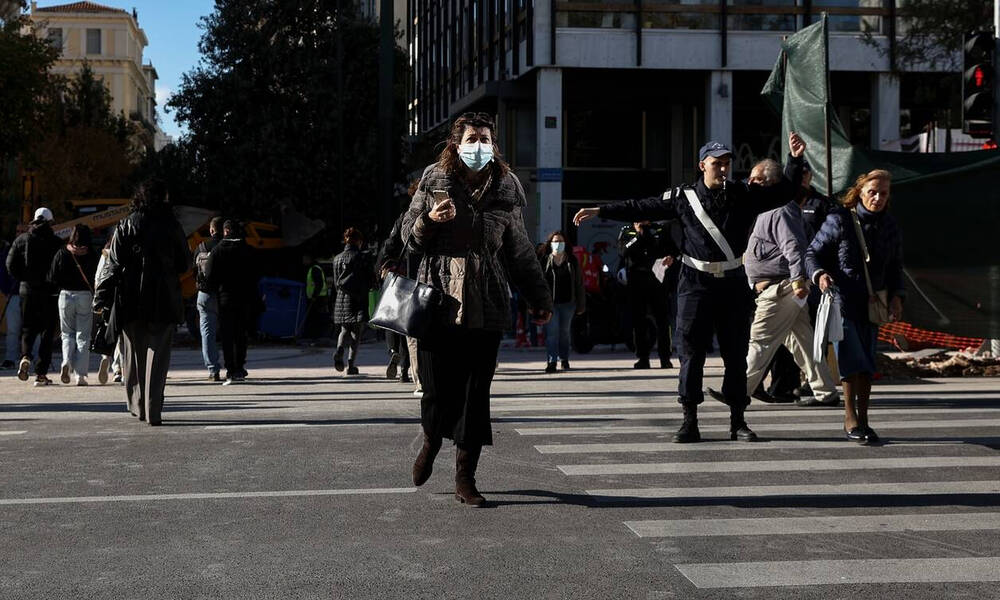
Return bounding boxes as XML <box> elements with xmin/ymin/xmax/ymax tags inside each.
<box><xmin>878</xmin><ymin>351</ymin><xmax>1000</xmax><ymax>379</ymax></box>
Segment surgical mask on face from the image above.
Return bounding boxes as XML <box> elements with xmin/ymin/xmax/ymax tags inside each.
<box><xmin>458</xmin><ymin>142</ymin><xmax>494</xmax><ymax>172</ymax></box>
<box><xmin>551</xmin><ymin>241</ymin><xmax>566</xmax><ymax>254</ymax></box>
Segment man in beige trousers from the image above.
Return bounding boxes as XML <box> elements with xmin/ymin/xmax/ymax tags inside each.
<box><xmin>712</xmin><ymin>159</ymin><xmax>838</xmax><ymax>407</ymax></box>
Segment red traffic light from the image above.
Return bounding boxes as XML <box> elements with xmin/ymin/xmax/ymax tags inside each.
<box><xmin>965</xmin><ymin>64</ymin><xmax>994</xmax><ymax>91</ymax></box>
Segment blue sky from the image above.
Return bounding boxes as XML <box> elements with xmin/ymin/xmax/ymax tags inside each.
<box><xmin>37</xmin><ymin>1</ymin><xmax>215</xmax><ymax>139</ymax></box>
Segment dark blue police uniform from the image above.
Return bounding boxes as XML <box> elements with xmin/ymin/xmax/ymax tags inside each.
<box><xmin>599</xmin><ymin>143</ymin><xmax>805</xmax><ymax>442</ymax></box>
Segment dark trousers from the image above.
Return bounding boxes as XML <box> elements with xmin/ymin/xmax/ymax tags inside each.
<box><xmin>122</xmin><ymin>321</ymin><xmax>174</xmax><ymax>423</ymax></box>
<box><xmin>220</xmin><ymin>301</ymin><xmax>251</xmax><ymax>377</ymax></box>
<box><xmin>335</xmin><ymin>322</ymin><xmax>363</xmax><ymax>364</ymax></box>
<box><xmin>418</xmin><ymin>328</ymin><xmax>502</xmax><ymax>446</ymax></box>
<box><xmin>386</xmin><ymin>330</ymin><xmax>410</xmax><ymax>372</ymax></box>
<box><xmin>20</xmin><ymin>291</ymin><xmax>58</xmax><ymax>376</ymax></box>
<box><xmin>628</xmin><ymin>270</ymin><xmax>673</xmax><ymax>361</ymax></box>
<box><xmin>766</xmin><ymin>346</ymin><xmax>801</xmax><ymax>395</ymax></box>
<box><xmin>676</xmin><ymin>267</ymin><xmax>753</xmax><ymax>408</ymax></box>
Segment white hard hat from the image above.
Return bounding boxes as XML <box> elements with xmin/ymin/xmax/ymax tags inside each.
<box><xmin>33</xmin><ymin>207</ymin><xmax>54</xmax><ymax>222</ymax></box>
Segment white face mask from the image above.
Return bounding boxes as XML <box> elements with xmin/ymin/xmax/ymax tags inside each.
<box><xmin>458</xmin><ymin>141</ymin><xmax>494</xmax><ymax>172</ymax></box>
<box><xmin>551</xmin><ymin>241</ymin><xmax>566</xmax><ymax>254</ymax></box>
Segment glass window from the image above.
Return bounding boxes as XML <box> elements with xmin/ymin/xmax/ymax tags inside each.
<box><xmin>812</xmin><ymin>0</ymin><xmax>882</xmax><ymax>33</ymax></box>
<box><xmin>47</xmin><ymin>28</ymin><xmax>63</xmax><ymax>50</ymax></box>
<box><xmin>566</xmin><ymin>108</ymin><xmax>642</xmax><ymax>168</ymax></box>
<box><xmin>514</xmin><ymin>107</ymin><xmax>537</xmax><ymax>167</ymax></box>
<box><xmin>86</xmin><ymin>28</ymin><xmax>101</xmax><ymax>54</ymax></box>
<box><xmin>642</xmin><ymin>0</ymin><xmax>719</xmax><ymax>30</ymax></box>
<box><xmin>726</xmin><ymin>0</ymin><xmax>795</xmax><ymax>31</ymax></box>
<box><xmin>556</xmin><ymin>0</ymin><xmax>636</xmax><ymax>29</ymax></box>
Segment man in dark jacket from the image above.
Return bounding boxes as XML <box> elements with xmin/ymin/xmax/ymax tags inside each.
<box><xmin>95</xmin><ymin>180</ymin><xmax>191</xmax><ymax>425</ymax></box>
<box><xmin>194</xmin><ymin>216</ymin><xmax>224</xmax><ymax>381</ymax></box>
<box><xmin>574</xmin><ymin>132</ymin><xmax>808</xmax><ymax>443</ymax></box>
<box><xmin>332</xmin><ymin>227</ymin><xmax>372</xmax><ymax>375</ymax></box>
<box><xmin>205</xmin><ymin>220</ymin><xmax>260</xmax><ymax>384</ymax></box>
<box><xmin>6</xmin><ymin>208</ymin><xmax>63</xmax><ymax>385</ymax></box>
<box><xmin>618</xmin><ymin>220</ymin><xmax>678</xmax><ymax>370</ymax></box>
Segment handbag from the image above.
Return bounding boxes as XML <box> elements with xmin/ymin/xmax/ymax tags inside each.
<box><xmin>90</xmin><ymin>302</ymin><xmax>118</xmax><ymax>356</ymax></box>
<box><xmin>850</xmin><ymin>210</ymin><xmax>891</xmax><ymax>326</ymax></box>
<box><xmin>369</xmin><ymin>271</ymin><xmax>442</xmax><ymax>339</ymax></box>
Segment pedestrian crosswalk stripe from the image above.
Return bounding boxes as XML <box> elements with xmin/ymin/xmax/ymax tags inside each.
<box><xmin>504</xmin><ymin>410</ymin><xmax>1000</xmax><ymax>422</ymax></box>
<box><xmin>587</xmin><ymin>480</ymin><xmax>1000</xmax><ymax>501</ymax></box>
<box><xmin>625</xmin><ymin>512</ymin><xmax>1000</xmax><ymax>538</ymax></box>
<box><xmin>516</xmin><ymin>418</ymin><xmax>1000</xmax><ymax>436</ymax></box>
<box><xmin>493</xmin><ymin>403</ymin><xmax>1000</xmax><ymax>417</ymax></box>
<box><xmin>559</xmin><ymin>456</ymin><xmax>1000</xmax><ymax>476</ymax></box>
<box><xmin>675</xmin><ymin>557</ymin><xmax>1000</xmax><ymax>588</ymax></box>
<box><xmin>534</xmin><ymin>439</ymin><xmax>981</xmax><ymax>454</ymax></box>
<box><xmin>0</xmin><ymin>431</ymin><xmax>26</xmax><ymax>436</ymax></box>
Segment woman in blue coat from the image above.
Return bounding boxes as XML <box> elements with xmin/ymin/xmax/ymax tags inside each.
<box><xmin>806</xmin><ymin>170</ymin><xmax>904</xmax><ymax>445</ymax></box>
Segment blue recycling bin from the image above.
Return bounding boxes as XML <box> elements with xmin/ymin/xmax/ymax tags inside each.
<box><xmin>257</xmin><ymin>277</ymin><xmax>307</xmax><ymax>338</ymax></box>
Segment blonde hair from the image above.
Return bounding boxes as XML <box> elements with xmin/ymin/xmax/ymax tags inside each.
<box><xmin>842</xmin><ymin>169</ymin><xmax>891</xmax><ymax>209</ymax></box>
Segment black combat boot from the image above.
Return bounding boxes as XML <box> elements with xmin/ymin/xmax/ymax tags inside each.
<box><xmin>730</xmin><ymin>406</ymin><xmax>758</xmax><ymax>441</ymax></box>
<box><xmin>672</xmin><ymin>404</ymin><xmax>701</xmax><ymax>443</ymax></box>
<box><xmin>412</xmin><ymin>433</ymin><xmax>442</xmax><ymax>486</ymax></box>
<box><xmin>455</xmin><ymin>445</ymin><xmax>486</xmax><ymax>507</ymax></box>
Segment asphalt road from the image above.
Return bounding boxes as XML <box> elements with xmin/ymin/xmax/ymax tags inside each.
<box><xmin>2</xmin><ymin>343</ymin><xmax>999</xmax><ymax>599</ymax></box>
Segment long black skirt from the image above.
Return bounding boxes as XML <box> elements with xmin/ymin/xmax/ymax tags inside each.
<box><xmin>418</xmin><ymin>327</ymin><xmax>502</xmax><ymax>446</ymax></box>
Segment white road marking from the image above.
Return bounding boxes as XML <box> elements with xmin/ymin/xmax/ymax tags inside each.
<box><xmin>0</xmin><ymin>487</ymin><xmax>418</xmax><ymax>506</ymax></box>
<box><xmin>675</xmin><ymin>557</ymin><xmax>1000</xmax><ymax>588</ymax></box>
<box><xmin>558</xmin><ymin>456</ymin><xmax>1000</xmax><ymax>476</ymax></box>
<box><xmin>516</xmin><ymin>418</ymin><xmax>1000</xmax><ymax>436</ymax></box>
<box><xmin>534</xmin><ymin>440</ymin><xmax>971</xmax><ymax>454</ymax></box>
<box><xmin>587</xmin><ymin>480</ymin><xmax>1000</xmax><ymax>501</ymax></box>
<box><xmin>626</xmin><ymin>512</ymin><xmax>1000</xmax><ymax>538</ymax></box>
<box><xmin>0</xmin><ymin>431</ymin><xmax>27</xmax><ymax>436</ymax></box>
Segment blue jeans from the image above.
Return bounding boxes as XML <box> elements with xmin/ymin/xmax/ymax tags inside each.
<box><xmin>58</xmin><ymin>290</ymin><xmax>93</xmax><ymax>377</ymax></box>
<box><xmin>197</xmin><ymin>291</ymin><xmax>221</xmax><ymax>374</ymax></box>
<box><xmin>544</xmin><ymin>302</ymin><xmax>576</xmax><ymax>363</ymax></box>
<box><xmin>4</xmin><ymin>293</ymin><xmax>20</xmax><ymax>363</ymax></box>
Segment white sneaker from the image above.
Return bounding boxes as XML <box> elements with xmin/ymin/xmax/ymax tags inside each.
<box><xmin>413</xmin><ymin>388</ymin><xmax>423</xmax><ymax>397</ymax></box>
<box><xmin>76</xmin><ymin>376</ymin><xmax>88</xmax><ymax>387</ymax></box>
<box><xmin>98</xmin><ymin>356</ymin><xmax>110</xmax><ymax>384</ymax></box>
<box><xmin>60</xmin><ymin>363</ymin><xmax>71</xmax><ymax>384</ymax></box>
<box><xmin>17</xmin><ymin>357</ymin><xmax>30</xmax><ymax>381</ymax></box>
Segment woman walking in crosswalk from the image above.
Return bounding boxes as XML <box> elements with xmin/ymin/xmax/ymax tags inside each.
<box><xmin>807</xmin><ymin>169</ymin><xmax>905</xmax><ymax>445</ymax></box>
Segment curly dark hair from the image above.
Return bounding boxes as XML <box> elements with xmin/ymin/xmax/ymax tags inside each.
<box><xmin>435</xmin><ymin>112</ymin><xmax>510</xmax><ymax>178</ymax></box>
<box><xmin>343</xmin><ymin>226</ymin><xmax>363</xmax><ymax>245</ymax></box>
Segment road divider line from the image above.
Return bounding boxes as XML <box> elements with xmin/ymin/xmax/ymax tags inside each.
<box><xmin>0</xmin><ymin>487</ymin><xmax>418</xmax><ymax>506</ymax></box>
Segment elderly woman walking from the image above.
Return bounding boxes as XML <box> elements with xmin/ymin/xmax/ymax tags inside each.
<box><xmin>807</xmin><ymin>169</ymin><xmax>904</xmax><ymax>445</ymax></box>
<box><xmin>403</xmin><ymin>112</ymin><xmax>552</xmax><ymax>507</ymax></box>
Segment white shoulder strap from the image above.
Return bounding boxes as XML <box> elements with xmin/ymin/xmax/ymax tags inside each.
<box><xmin>682</xmin><ymin>188</ymin><xmax>735</xmax><ymax>261</ymax></box>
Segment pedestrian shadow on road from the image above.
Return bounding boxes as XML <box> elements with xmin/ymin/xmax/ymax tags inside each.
<box><xmin>454</xmin><ymin>489</ymin><xmax>600</xmax><ymax>508</ymax></box>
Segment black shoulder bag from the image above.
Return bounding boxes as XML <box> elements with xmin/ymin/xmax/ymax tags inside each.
<box><xmin>368</xmin><ymin>225</ymin><xmax>442</xmax><ymax>339</ymax></box>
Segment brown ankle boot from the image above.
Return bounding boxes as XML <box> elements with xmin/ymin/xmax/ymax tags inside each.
<box><xmin>412</xmin><ymin>434</ymin><xmax>442</xmax><ymax>486</ymax></box>
<box><xmin>454</xmin><ymin>445</ymin><xmax>486</xmax><ymax>507</ymax></box>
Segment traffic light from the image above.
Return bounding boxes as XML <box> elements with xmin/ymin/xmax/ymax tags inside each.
<box><xmin>962</xmin><ymin>31</ymin><xmax>995</xmax><ymax>139</ymax></box>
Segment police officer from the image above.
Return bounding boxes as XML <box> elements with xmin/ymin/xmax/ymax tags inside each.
<box><xmin>618</xmin><ymin>220</ymin><xmax>677</xmax><ymax>369</ymax></box>
<box><xmin>574</xmin><ymin>132</ymin><xmax>807</xmax><ymax>443</ymax></box>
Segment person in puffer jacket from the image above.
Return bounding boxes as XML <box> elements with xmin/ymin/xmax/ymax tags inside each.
<box><xmin>806</xmin><ymin>169</ymin><xmax>905</xmax><ymax>446</ymax></box>
<box><xmin>402</xmin><ymin>112</ymin><xmax>553</xmax><ymax>508</ymax></box>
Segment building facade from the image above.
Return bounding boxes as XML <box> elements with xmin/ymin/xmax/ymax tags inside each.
<box><xmin>404</xmin><ymin>0</ymin><xmax>959</xmax><ymax>248</ymax></box>
<box><xmin>30</xmin><ymin>1</ymin><xmax>158</xmax><ymax>128</ymax></box>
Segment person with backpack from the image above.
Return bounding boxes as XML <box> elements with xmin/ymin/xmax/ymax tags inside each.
<box><xmin>332</xmin><ymin>227</ymin><xmax>373</xmax><ymax>375</ymax></box>
<box><xmin>6</xmin><ymin>208</ymin><xmax>64</xmax><ymax>386</ymax></box>
<box><xmin>48</xmin><ymin>224</ymin><xmax>100</xmax><ymax>386</ymax></box>
<box><xmin>194</xmin><ymin>216</ymin><xmax>224</xmax><ymax>381</ymax></box>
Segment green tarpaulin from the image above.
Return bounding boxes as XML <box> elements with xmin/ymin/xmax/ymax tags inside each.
<box><xmin>761</xmin><ymin>17</ymin><xmax>1000</xmax><ymax>339</ymax></box>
